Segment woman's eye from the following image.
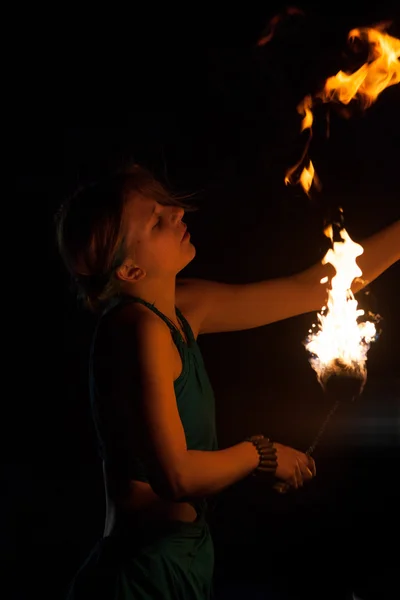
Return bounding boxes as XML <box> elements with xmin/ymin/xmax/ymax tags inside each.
<box><xmin>153</xmin><ymin>218</ymin><xmax>161</xmax><ymax>229</ymax></box>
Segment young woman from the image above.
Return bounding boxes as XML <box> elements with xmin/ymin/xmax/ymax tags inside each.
<box><xmin>56</xmin><ymin>164</ymin><xmax>399</xmax><ymax>599</ymax></box>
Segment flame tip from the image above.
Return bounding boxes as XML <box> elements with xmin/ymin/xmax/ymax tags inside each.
<box><xmin>286</xmin><ymin>24</ymin><xmax>400</xmax><ymax>191</ymax></box>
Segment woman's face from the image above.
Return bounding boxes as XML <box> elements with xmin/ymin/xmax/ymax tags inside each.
<box><xmin>122</xmin><ymin>194</ymin><xmax>196</xmax><ymax>279</ymax></box>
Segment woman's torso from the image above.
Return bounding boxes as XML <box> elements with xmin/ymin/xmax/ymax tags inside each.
<box><xmin>91</xmin><ymin>290</ymin><xmax>213</xmax><ymax>535</ymax></box>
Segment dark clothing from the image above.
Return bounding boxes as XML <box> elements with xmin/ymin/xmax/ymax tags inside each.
<box><xmin>90</xmin><ymin>295</ymin><xmax>218</xmax><ymax>481</ymax></box>
<box><xmin>66</xmin><ymin>507</ymin><xmax>214</xmax><ymax>600</ymax></box>
<box><xmin>66</xmin><ymin>296</ymin><xmax>218</xmax><ymax>599</ymax></box>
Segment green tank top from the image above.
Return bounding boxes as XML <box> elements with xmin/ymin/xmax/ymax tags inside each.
<box><xmin>89</xmin><ymin>295</ymin><xmax>218</xmax><ymax>483</ymax></box>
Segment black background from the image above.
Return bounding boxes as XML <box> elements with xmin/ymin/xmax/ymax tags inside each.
<box><xmin>10</xmin><ymin>4</ymin><xmax>400</xmax><ymax>599</ymax></box>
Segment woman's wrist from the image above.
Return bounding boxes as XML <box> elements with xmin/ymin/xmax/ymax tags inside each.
<box><xmin>241</xmin><ymin>438</ymin><xmax>262</xmax><ymax>471</ymax></box>
<box><xmin>244</xmin><ymin>434</ymin><xmax>278</xmax><ymax>477</ymax></box>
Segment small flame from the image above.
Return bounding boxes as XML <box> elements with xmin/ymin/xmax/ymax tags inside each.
<box><xmin>299</xmin><ymin>160</ymin><xmax>315</xmax><ymax>194</ymax></box>
<box><xmin>299</xmin><ymin>94</ymin><xmax>314</xmax><ymax>131</ymax></box>
<box><xmin>305</xmin><ymin>220</ymin><xmax>377</xmax><ymax>389</ymax></box>
<box><xmin>286</xmin><ymin>24</ymin><xmax>400</xmax><ymax>193</ymax></box>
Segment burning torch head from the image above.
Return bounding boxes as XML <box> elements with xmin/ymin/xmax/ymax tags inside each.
<box><xmin>320</xmin><ymin>358</ymin><xmax>366</xmax><ymax>403</ymax></box>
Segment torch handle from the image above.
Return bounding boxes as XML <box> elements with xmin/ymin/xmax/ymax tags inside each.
<box><xmin>273</xmin><ymin>400</ymin><xmax>341</xmax><ymax>494</ymax></box>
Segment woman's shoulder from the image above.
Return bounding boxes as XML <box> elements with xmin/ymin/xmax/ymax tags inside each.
<box><xmin>102</xmin><ymin>299</ymin><xmax>168</xmax><ymax>344</ymax></box>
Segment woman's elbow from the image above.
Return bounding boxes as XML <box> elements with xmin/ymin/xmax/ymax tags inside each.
<box><xmin>147</xmin><ymin>463</ymin><xmax>188</xmax><ymax>502</ymax></box>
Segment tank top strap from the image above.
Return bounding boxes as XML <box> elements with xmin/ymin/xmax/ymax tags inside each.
<box><xmin>175</xmin><ymin>307</ymin><xmax>196</xmax><ymax>344</ymax></box>
<box><xmin>116</xmin><ymin>295</ymin><xmax>189</xmax><ymax>345</ymax></box>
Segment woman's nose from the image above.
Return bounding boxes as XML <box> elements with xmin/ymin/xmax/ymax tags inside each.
<box><xmin>172</xmin><ymin>206</ymin><xmax>185</xmax><ymax>222</ymax></box>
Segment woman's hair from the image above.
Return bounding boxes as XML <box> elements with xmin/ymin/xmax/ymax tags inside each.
<box><xmin>55</xmin><ymin>163</ymin><xmax>198</xmax><ymax>313</ymax></box>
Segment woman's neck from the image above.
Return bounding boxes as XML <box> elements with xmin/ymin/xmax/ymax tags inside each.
<box><xmin>123</xmin><ymin>277</ymin><xmax>178</xmax><ymax>324</ymax></box>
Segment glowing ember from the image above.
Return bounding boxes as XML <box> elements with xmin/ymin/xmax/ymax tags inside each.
<box><xmin>286</xmin><ymin>24</ymin><xmax>400</xmax><ymax>193</ymax></box>
<box><xmin>305</xmin><ymin>219</ymin><xmax>377</xmax><ymax>392</ymax></box>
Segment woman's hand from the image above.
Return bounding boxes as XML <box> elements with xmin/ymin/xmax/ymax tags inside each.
<box><xmin>273</xmin><ymin>442</ymin><xmax>315</xmax><ymax>489</ymax></box>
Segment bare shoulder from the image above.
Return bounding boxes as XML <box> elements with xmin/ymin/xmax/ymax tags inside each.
<box><xmin>108</xmin><ymin>301</ymin><xmax>174</xmax><ymax>352</ymax></box>
<box><xmin>97</xmin><ymin>301</ymin><xmax>177</xmax><ymax>410</ymax></box>
<box><xmin>94</xmin><ymin>303</ymin><xmax>173</xmax><ymax>381</ymax></box>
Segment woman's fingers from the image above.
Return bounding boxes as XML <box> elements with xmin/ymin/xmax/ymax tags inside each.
<box><xmin>298</xmin><ymin>460</ymin><xmax>313</xmax><ymax>481</ymax></box>
<box><xmin>307</xmin><ymin>455</ymin><xmax>316</xmax><ymax>476</ymax></box>
<box><xmin>289</xmin><ymin>462</ymin><xmax>300</xmax><ymax>488</ymax></box>
<box><xmin>296</xmin><ymin>452</ymin><xmax>316</xmax><ymax>480</ymax></box>
<box><xmin>296</xmin><ymin>461</ymin><xmax>303</xmax><ymax>487</ymax></box>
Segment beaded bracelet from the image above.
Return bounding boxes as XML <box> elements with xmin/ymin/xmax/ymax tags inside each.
<box><xmin>244</xmin><ymin>434</ymin><xmax>278</xmax><ymax>477</ymax></box>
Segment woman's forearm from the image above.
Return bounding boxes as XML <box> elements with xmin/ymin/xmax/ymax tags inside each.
<box><xmin>175</xmin><ymin>442</ymin><xmax>259</xmax><ymax>499</ymax></box>
<box><xmin>354</xmin><ymin>219</ymin><xmax>400</xmax><ymax>293</ymax></box>
<box><xmin>296</xmin><ymin>219</ymin><xmax>400</xmax><ymax>312</ymax></box>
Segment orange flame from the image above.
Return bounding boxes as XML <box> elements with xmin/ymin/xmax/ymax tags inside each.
<box><xmin>299</xmin><ymin>160</ymin><xmax>318</xmax><ymax>195</ymax></box>
<box><xmin>323</xmin><ymin>26</ymin><xmax>400</xmax><ymax>108</ymax></box>
<box><xmin>286</xmin><ymin>24</ymin><xmax>400</xmax><ymax>193</ymax></box>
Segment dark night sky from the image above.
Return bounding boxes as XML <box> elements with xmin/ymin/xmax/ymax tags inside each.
<box><xmin>10</xmin><ymin>5</ymin><xmax>400</xmax><ymax>599</ymax></box>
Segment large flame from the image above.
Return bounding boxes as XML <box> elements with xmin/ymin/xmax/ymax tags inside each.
<box><xmin>286</xmin><ymin>24</ymin><xmax>400</xmax><ymax>193</ymax></box>
<box><xmin>305</xmin><ymin>220</ymin><xmax>377</xmax><ymax>389</ymax></box>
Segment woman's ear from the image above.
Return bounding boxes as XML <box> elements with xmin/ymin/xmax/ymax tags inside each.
<box><xmin>116</xmin><ymin>260</ymin><xmax>146</xmax><ymax>283</ymax></box>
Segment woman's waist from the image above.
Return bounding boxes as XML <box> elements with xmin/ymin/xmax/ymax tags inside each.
<box><xmin>104</xmin><ymin>479</ymin><xmax>204</xmax><ymax>535</ymax></box>
<box><xmin>99</xmin><ymin>502</ymin><xmax>212</xmax><ymax>566</ymax></box>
